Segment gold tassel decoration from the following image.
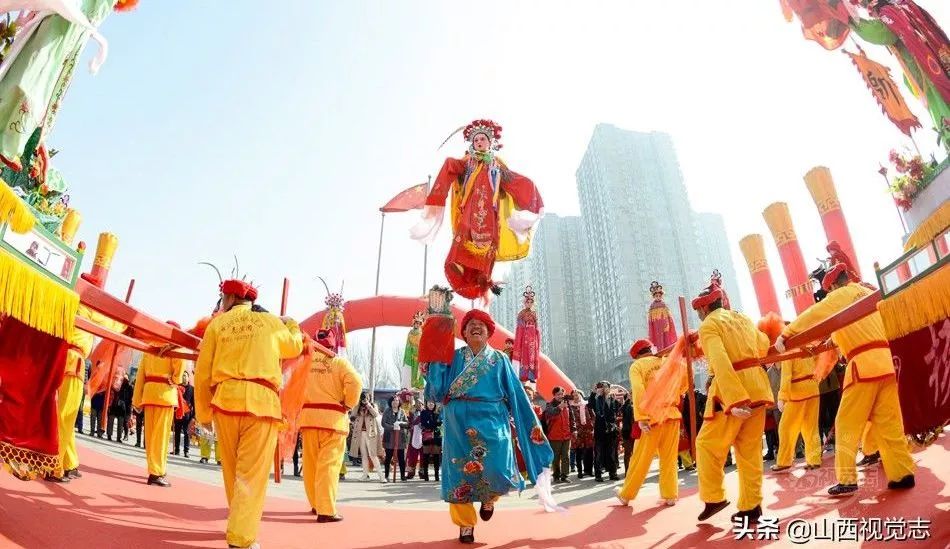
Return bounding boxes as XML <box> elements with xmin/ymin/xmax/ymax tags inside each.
<box><xmin>0</xmin><ymin>181</ymin><xmax>36</xmax><ymax>234</ymax></box>
<box><xmin>903</xmin><ymin>200</ymin><xmax>950</xmax><ymax>252</ymax></box>
<box><xmin>0</xmin><ymin>247</ymin><xmax>79</xmax><ymax>339</ymax></box>
<box><xmin>877</xmin><ymin>263</ymin><xmax>950</xmax><ymax>340</ymax></box>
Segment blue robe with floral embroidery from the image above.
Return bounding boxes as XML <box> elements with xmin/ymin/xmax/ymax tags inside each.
<box><xmin>425</xmin><ymin>346</ymin><xmax>553</xmax><ymax>503</ymax></box>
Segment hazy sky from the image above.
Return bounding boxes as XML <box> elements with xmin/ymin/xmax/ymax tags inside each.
<box><xmin>51</xmin><ymin>1</ymin><xmax>947</xmax><ymax>375</ymax></box>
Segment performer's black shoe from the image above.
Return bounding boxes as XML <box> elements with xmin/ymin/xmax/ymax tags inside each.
<box><xmin>887</xmin><ymin>474</ymin><xmax>915</xmax><ymax>490</ymax></box>
<box><xmin>479</xmin><ymin>502</ymin><xmax>495</xmax><ymax>521</ymax></box>
<box><xmin>697</xmin><ymin>500</ymin><xmax>729</xmax><ymax>521</ymax></box>
<box><xmin>459</xmin><ymin>527</ymin><xmax>475</xmax><ymax>544</ymax></box>
<box><xmin>609</xmin><ymin>474</ymin><xmax>620</xmax><ymax>481</ymax></box>
<box><xmin>147</xmin><ymin>475</ymin><xmax>171</xmax><ymax>487</ymax></box>
<box><xmin>199</xmin><ymin>458</ymin><xmax>208</xmax><ymax>464</ymax></box>
<box><xmin>65</xmin><ymin>468</ymin><xmax>82</xmax><ymax>479</ymax></box>
<box><xmin>827</xmin><ymin>483</ymin><xmax>858</xmax><ymax>496</ymax></box>
<box><xmin>316</xmin><ymin>514</ymin><xmax>344</xmax><ymax>523</ymax></box>
<box><xmin>731</xmin><ymin>505</ymin><xmax>762</xmax><ymax>524</ymax></box>
<box><xmin>44</xmin><ymin>473</ymin><xmax>70</xmax><ymax>484</ymax></box>
<box><xmin>857</xmin><ymin>452</ymin><xmax>880</xmax><ymax>466</ymax></box>
<box><xmin>594</xmin><ymin>476</ymin><xmax>604</xmax><ymax>483</ymax></box>
<box><xmin>311</xmin><ymin>508</ymin><xmax>317</xmax><ymax>515</ymax></box>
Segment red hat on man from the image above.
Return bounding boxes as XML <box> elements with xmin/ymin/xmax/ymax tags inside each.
<box><xmin>315</xmin><ymin>329</ymin><xmax>336</xmax><ymax>353</ymax></box>
<box><xmin>629</xmin><ymin>339</ymin><xmax>654</xmax><ymax>358</ymax></box>
<box><xmin>460</xmin><ymin>309</ymin><xmax>496</xmax><ymax>337</ymax></box>
<box><xmin>220</xmin><ymin>279</ymin><xmax>258</xmax><ymax>301</ymax></box>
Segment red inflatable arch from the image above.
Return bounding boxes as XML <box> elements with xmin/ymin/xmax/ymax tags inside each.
<box><xmin>299</xmin><ymin>295</ymin><xmax>574</xmax><ymax>398</ymax></box>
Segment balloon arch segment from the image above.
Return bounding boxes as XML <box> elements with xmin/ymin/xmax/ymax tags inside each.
<box><xmin>299</xmin><ymin>295</ymin><xmax>574</xmax><ymax>398</ymax></box>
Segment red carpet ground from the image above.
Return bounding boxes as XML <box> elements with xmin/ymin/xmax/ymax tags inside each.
<box><xmin>0</xmin><ymin>435</ymin><xmax>947</xmax><ymax>548</ymax></box>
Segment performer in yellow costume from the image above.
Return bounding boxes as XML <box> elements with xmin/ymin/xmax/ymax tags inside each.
<box><xmin>298</xmin><ymin>329</ymin><xmax>362</xmax><ymax>522</ymax></box>
<box><xmin>47</xmin><ymin>305</ymin><xmax>126</xmax><ymax>483</ymax></box>
<box><xmin>617</xmin><ymin>339</ymin><xmax>686</xmax><ymax>508</ymax></box>
<box><xmin>195</xmin><ymin>278</ymin><xmax>304</xmax><ymax>549</ymax></box>
<box><xmin>777</xmin><ymin>261</ymin><xmax>915</xmax><ymax>496</ymax></box>
<box><xmin>692</xmin><ymin>277</ymin><xmax>773</xmax><ymax>523</ymax></box>
<box><xmin>771</xmin><ymin>354</ymin><xmax>821</xmax><ymax>472</ymax></box>
<box><xmin>131</xmin><ymin>322</ymin><xmax>186</xmax><ymax>487</ymax></box>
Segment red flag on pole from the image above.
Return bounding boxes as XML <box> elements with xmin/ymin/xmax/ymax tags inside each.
<box><xmin>380</xmin><ymin>183</ymin><xmax>428</xmax><ymax>213</ymax></box>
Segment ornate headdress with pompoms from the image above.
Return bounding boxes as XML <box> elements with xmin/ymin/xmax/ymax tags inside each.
<box><xmin>412</xmin><ymin>310</ymin><xmax>426</xmax><ymax>325</ymax></box>
<box><xmin>318</xmin><ymin>277</ymin><xmax>345</xmax><ymax>310</ymax></box>
<box><xmin>438</xmin><ymin>119</ymin><xmax>504</xmax><ymax>151</ymax></box>
<box><xmin>650</xmin><ymin>281</ymin><xmax>664</xmax><ymax>299</ymax></box>
<box><xmin>523</xmin><ymin>285</ymin><xmax>536</xmax><ymax>305</ymax></box>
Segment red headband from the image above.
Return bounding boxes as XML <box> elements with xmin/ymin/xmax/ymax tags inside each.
<box><xmin>822</xmin><ymin>263</ymin><xmax>849</xmax><ymax>291</ymax></box>
<box><xmin>460</xmin><ymin>309</ymin><xmax>496</xmax><ymax>337</ymax></box>
<box><xmin>691</xmin><ymin>287</ymin><xmax>723</xmax><ymax>311</ymax></box>
<box><xmin>629</xmin><ymin>339</ymin><xmax>654</xmax><ymax>358</ymax></box>
<box><xmin>220</xmin><ymin>279</ymin><xmax>258</xmax><ymax>301</ymax></box>
<box><xmin>315</xmin><ymin>330</ymin><xmax>337</xmax><ymax>352</ymax></box>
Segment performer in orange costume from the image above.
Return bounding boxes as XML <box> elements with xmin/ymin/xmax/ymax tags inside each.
<box><xmin>617</xmin><ymin>339</ymin><xmax>686</xmax><ymax>508</ymax></box>
<box><xmin>777</xmin><ymin>259</ymin><xmax>915</xmax><ymax>496</ymax></box>
<box><xmin>692</xmin><ymin>276</ymin><xmax>773</xmax><ymax>524</ymax></box>
<box><xmin>131</xmin><ymin>323</ymin><xmax>186</xmax><ymax>487</ymax></box>
<box><xmin>194</xmin><ymin>278</ymin><xmax>304</xmax><ymax>549</ymax></box>
<box><xmin>298</xmin><ymin>329</ymin><xmax>362</xmax><ymax>522</ymax></box>
<box><xmin>411</xmin><ymin>119</ymin><xmax>544</xmax><ymax>301</ymax></box>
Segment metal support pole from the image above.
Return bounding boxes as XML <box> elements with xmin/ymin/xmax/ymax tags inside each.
<box><xmin>369</xmin><ymin>213</ymin><xmax>386</xmax><ymax>394</ymax></box>
<box><xmin>100</xmin><ymin>279</ymin><xmax>135</xmax><ymax>432</ymax></box>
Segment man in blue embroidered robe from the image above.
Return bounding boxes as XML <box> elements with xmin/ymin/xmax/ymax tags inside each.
<box><xmin>425</xmin><ymin>309</ymin><xmax>555</xmax><ymax>544</ymax></box>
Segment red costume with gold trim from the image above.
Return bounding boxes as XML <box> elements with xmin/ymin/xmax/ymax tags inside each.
<box><xmin>411</xmin><ymin>120</ymin><xmax>543</xmax><ymax>301</ymax></box>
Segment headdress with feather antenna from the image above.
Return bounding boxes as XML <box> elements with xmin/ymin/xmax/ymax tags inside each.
<box><xmin>317</xmin><ymin>276</ymin><xmax>345</xmax><ymax>310</ymax></box>
<box><xmin>437</xmin><ymin>119</ymin><xmax>504</xmax><ymax>151</ymax></box>
<box><xmin>200</xmin><ymin>255</ymin><xmax>258</xmax><ymax>301</ymax></box>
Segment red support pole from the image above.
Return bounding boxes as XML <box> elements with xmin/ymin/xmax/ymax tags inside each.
<box><xmin>764</xmin><ymin>203</ymin><xmax>816</xmax><ymax>314</ymax></box>
<box><xmin>739</xmin><ymin>234</ymin><xmax>782</xmax><ymax>316</ymax></box>
<box><xmin>274</xmin><ymin>277</ymin><xmax>290</xmax><ymax>484</ymax></box>
<box><xmin>100</xmin><ymin>279</ymin><xmax>135</xmax><ymax>432</ymax></box>
<box><xmin>805</xmin><ymin>167</ymin><xmax>862</xmax><ymax>277</ymax></box>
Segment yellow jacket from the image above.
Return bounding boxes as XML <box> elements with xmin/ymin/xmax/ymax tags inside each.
<box><xmin>630</xmin><ymin>356</ymin><xmax>687</xmax><ymax>425</ymax></box>
<box><xmin>194</xmin><ymin>303</ymin><xmax>304</xmax><ymax>424</ymax></box>
<box><xmin>132</xmin><ymin>353</ymin><xmax>186</xmax><ymax>409</ymax></box>
<box><xmin>783</xmin><ymin>283</ymin><xmax>893</xmax><ymax>390</ymax></box>
<box><xmin>297</xmin><ymin>353</ymin><xmax>362</xmax><ymax>435</ymax></box>
<box><xmin>777</xmin><ymin>356</ymin><xmax>819</xmax><ymax>402</ymax></box>
<box><xmin>699</xmin><ymin>308</ymin><xmax>773</xmax><ymax>419</ymax></box>
<box><xmin>64</xmin><ymin>305</ymin><xmax>127</xmax><ymax>379</ymax></box>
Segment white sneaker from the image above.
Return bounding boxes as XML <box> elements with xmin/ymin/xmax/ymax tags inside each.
<box><xmin>379</xmin><ymin>475</ymin><xmax>388</xmax><ymax>483</ymax></box>
<box><xmin>361</xmin><ymin>474</ymin><xmax>371</xmax><ymax>481</ymax></box>
<box><xmin>662</xmin><ymin>498</ymin><xmax>677</xmax><ymax>506</ymax></box>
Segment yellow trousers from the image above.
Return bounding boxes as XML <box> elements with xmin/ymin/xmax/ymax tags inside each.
<box><xmin>302</xmin><ymin>429</ymin><xmax>346</xmax><ymax>516</ymax></box>
<box><xmin>450</xmin><ymin>503</ymin><xmax>478</xmax><ymax>528</ymax></box>
<box><xmin>144</xmin><ymin>406</ymin><xmax>174</xmax><ymax>476</ymax></box>
<box><xmin>214</xmin><ymin>414</ymin><xmax>278</xmax><ymax>548</ymax></box>
<box><xmin>200</xmin><ymin>437</ymin><xmax>219</xmax><ymax>461</ymax></box>
<box><xmin>861</xmin><ymin>423</ymin><xmax>878</xmax><ymax>455</ymax></box>
<box><xmin>55</xmin><ymin>376</ymin><xmax>83</xmax><ymax>475</ymax></box>
<box><xmin>776</xmin><ymin>397</ymin><xmax>821</xmax><ymax>467</ymax></box>
<box><xmin>696</xmin><ymin>406</ymin><xmax>766</xmax><ymax>512</ymax></box>
<box><xmin>679</xmin><ymin>450</ymin><xmax>694</xmax><ymax>468</ymax></box>
<box><xmin>618</xmin><ymin>419</ymin><xmax>680</xmax><ymax>501</ymax></box>
<box><xmin>835</xmin><ymin>378</ymin><xmax>914</xmax><ymax>485</ymax></box>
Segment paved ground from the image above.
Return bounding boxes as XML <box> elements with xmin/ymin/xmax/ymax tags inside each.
<box><xmin>76</xmin><ymin>433</ymin><xmax>700</xmax><ymax>510</ymax></box>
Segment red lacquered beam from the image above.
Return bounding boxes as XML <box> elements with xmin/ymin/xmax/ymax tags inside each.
<box><xmin>75</xmin><ymin>317</ymin><xmax>198</xmax><ymax>360</ymax></box>
<box><xmin>76</xmin><ymin>278</ymin><xmax>201</xmax><ymax>350</ymax></box>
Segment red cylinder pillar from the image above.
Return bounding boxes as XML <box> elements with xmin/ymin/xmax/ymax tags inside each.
<box><xmin>739</xmin><ymin>234</ymin><xmax>782</xmax><ymax>316</ymax></box>
<box><xmin>764</xmin><ymin>203</ymin><xmax>815</xmax><ymax>314</ymax></box>
<box><xmin>804</xmin><ymin>166</ymin><xmax>861</xmax><ymax>277</ymax></box>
